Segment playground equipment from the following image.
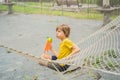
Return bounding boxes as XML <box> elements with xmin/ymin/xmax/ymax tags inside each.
<box><xmin>96</xmin><ymin>0</ymin><xmax>118</xmax><ymax>26</ymax></box>
<box><xmin>2</xmin><ymin>0</ymin><xmax>15</xmax><ymax>14</ymax></box>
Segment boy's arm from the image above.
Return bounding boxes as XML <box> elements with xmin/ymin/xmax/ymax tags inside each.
<box><xmin>69</xmin><ymin>44</ymin><xmax>80</xmax><ymax>56</ymax></box>
<box><xmin>41</xmin><ymin>53</ymin><xmax>52</xmax><ymax>60</ymax></box>
<box><xmin>50</xmin><ymin>48</ymin><xmax>58</xmax><ymax>57</ymax></box>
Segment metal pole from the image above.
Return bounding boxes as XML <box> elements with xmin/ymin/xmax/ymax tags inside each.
<box><xmin>102</xmin><ymin>0</ymin><xmax>111</xmax><ymax>26</ymax></box>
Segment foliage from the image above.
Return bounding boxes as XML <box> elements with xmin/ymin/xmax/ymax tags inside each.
<box><xmin>103</xmin><ymin>49</ymin><xmax>118</xmax><ymax>58</ymax></box>
<box><xmin>11</xmin><ymin>2</ymin><xmax>103</xmax><ymax>20</ymax></box>
<box><xmin>83</xmin><ymin>49</ymin><xmax>120</xmax><ymax>70</ymax></box>
<box><xmin>0</xmin><ymin>4</ymin><xmax>8</xmax><ymax>11</ymax></box>
<box><xmin>15</xmin><ymin>0</ymin><xmax>53</xmax><ymax>2</ymax></box>
<box><xmin>7</xmin><ymin>49</ymin><xmax>12</xmax><ymax>53</ymax></box>
<box><xmin>79</xmin><ymin>0</ymin><xmax>97</xmax><ymax>4</ymax></box>
<box><xmin>96</xmin><ymin>0</ymin><xmax>102</xmax><ymax>6</ymax></box>
<box><xmin>110</xmin><ymin>0</ymin><xmax>120</xmax><ymax>7</ymax></box>
<box><xmin>0</xmin><ymin>2</ymin><xmax>118</xmax><ymax>20</ymax></box>
<box><xmin>15</xmin><ymin>0</ymin><xmax>39</xmax><ymax>2</ymax></box>
<box><xmin>96</xmin><ymin>0</ymin><xmax>120</xmax><ymax>7</ymax></box>
<box><xmin>24</xmin><ymin>75</ymin><xmax>39</xmax><ymax>80</ymax></box>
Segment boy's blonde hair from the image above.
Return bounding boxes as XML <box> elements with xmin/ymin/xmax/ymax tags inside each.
<box><xmin>56</xmin><ymin>24</ymin><xmax>70</xmax><ymax>37</ymax></box>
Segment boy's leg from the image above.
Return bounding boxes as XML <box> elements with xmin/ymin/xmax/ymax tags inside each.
<box><xmin>39</xmin><ymin>55</ymin><xmax>56</xmax><ymax>66</ymax></box>
<box><xmin>39</xmin><ymin>59</ymin><xmax>49</xmax><ymax>66</ymax></box>
<box><xmin>48</xmin><ymin>62</ymin><xmax>70</xmax><ymax>72</ymax></box>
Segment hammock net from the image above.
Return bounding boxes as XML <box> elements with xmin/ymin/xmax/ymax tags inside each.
<box><xmin>51</xmin><ymin>15</ymin><xmax>120</xmax><ymax>80</ymax></box>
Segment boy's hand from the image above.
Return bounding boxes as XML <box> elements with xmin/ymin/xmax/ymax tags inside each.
<box><xmin>41</xmin><ymin>53</ymin><xmax>51</xmax><ymax>60</ymax></box>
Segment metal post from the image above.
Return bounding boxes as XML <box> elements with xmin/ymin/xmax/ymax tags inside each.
<box><xmin>102</xmin><ymin>0</ymin><xmax>111</xmax><ymax>26</ymax></box>
<box><xmin>8</xmin><ymin>0</ymin><xmax>12</xmax><ymax>14</ymax></box>
<box><xmin>2</xmin><ymin>0</ymin><xmax>15</xmax><ymax>14</ymax></box>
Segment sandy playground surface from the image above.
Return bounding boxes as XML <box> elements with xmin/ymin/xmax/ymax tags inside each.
<box><xmin>0</xmin><ymin>12</ymin><xmax>119</xmax><ymax>80</ymax></box>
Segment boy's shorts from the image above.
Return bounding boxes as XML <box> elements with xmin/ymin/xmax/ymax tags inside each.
<box><xmin>48</xmin><ymin>55</ymin><xmax>70</xmax><ymax>72</ymax></box>
<box><xmin>48</xmin><ymin>62</ymin><xmax>70</xmax><ymax>72</ymax></box>
<box><xmin>52</xmin><ymin>55</ymin><xmax>57</xmax><ymax>60</ymax></box>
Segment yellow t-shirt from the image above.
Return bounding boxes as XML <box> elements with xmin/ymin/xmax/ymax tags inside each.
<box><xmin>57</xmin><ymin>38</ymin><xmax>74</xmax><ymax>59</ymax></box>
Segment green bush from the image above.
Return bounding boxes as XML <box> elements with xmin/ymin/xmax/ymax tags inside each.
<box><xmin>110</xmin><ymin>0</ymin><xmax>120</xmax><ymax>7</ymax></box>
<box><xmin>96</xmin><ymin>0</ymin><xmax>102</xmax><ymax>6</ymax></box>
<box><xmin>15</xmin><ymin>0</ymin><xmax>53</xmax><ymax>2</ymax></box>
<box><xmin>79</xmin><ymin>0</ymin><xmax>97</xmax><ymax>4</ymax></box>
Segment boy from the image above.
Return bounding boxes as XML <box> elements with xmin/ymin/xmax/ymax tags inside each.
<box><xmin>40</xmin><ymin>24</ymin><xmax>80</xmax><ymax>72</ymax></box>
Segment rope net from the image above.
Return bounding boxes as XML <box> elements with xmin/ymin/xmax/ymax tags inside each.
<box><xmin>53</xmin><ymin>15</ymin><xmax>120</xmax><ymax>78</ymax></box>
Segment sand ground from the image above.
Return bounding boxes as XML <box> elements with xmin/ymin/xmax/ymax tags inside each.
<box><xmin>0</xmin><ymin>12</ymin><xmax>119</xmax><ymax>80</ymax></box>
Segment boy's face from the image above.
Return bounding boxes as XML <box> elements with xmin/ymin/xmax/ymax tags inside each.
<box><xmin>56</xmin><ymin>29</ymin><xmax>66</xmax><ymax>39</ymax></box>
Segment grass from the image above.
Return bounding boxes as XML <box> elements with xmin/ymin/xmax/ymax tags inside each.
<box><xmin>26</xmin><ymin>2</ymin><xmax>53</xmax><ymax>7</ymax></box>
<box><xmin>0</xmin><ymin>2</ymin><xmax>103</xmax><ymax>20</ymax></box>
<box><xmin>7</xmin><ymin>50</ymin><xmax>11</xmax><ymax>53</ymax></box>
<box><xmin>104</xmin><ymin>49</ymin><xmax>118</xmax><ymax>58</ymax></box>
<box><xmin>83</xmin><ymin>49</ymin><xmax>120</xmax><ymax>70</ymax></box>
<box><xmin>0</xmin><ymin>2</ymin><xmax>118</xmax><ymax>20</ymax></box>
<box><xmin>0</xmin><ymin>4</ymin><xmax>8</xmax><ymax>11</ymax></box>
<box><xmin>24</xmin><ymin>74</ymin><xmax>39</xmax><ymax>80</ymax></box>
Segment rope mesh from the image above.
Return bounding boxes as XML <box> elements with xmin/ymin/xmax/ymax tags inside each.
<box><xmin>53</xmin><ymin>15</ymin><xmax>120</xmax><ymax>78</ymax></box>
